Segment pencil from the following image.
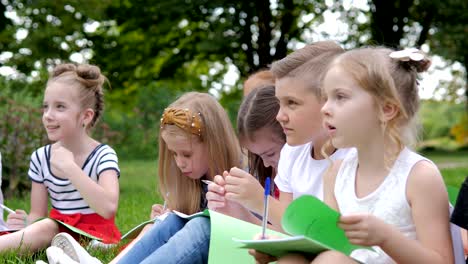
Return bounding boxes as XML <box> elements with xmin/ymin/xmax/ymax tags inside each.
<box><xmin>0</xmin><ymin>204</ymin><xmax>15</xmax><ymax>214</ymax></box>
<box><xmin>201</xmin><ymin>179</ymin><xmax>215</xmax><ymax>185</ymax></box>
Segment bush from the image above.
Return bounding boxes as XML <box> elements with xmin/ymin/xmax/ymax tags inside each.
<box><xmin>104</xmin><ymin>81</ymin><xmax>181</xmax><ymax>160</ymax></box>
<box><xmin>0</xmin><ymin>93</ymin><xmax>48</xmax><ymax>198</ymax></box>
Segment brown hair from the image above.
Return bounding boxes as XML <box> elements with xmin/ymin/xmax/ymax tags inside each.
<box><xmin>158</xmin><ymin>92</ymin><xmax>242</xmax><ymax>214</ymax></box>
<box><xmin>329</xmin><ymin>47</ymin><xmax>430</xmax><ymax>161</ymax></box>
<box><xmin>237</xmin><ymin>85</ymin><xmax>285</xmax><ymax>183</ymax></box>
<box><xmin>47</xmin><ymin>63</ymin><xmax>106</xmax><ymax>128</ymax></box>
<box><xmin>243</xmin><ymin>70</ymin><xmax>275</xmax><ymax>96</ymax></box>
<box><xmin>271</xmin><ymin>41</ymin><xmax>344</xmax><ymax>99</ymax></box>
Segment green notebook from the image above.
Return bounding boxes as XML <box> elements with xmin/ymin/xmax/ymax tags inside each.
<box><xmin>233</xmin><ymin>195</ymin><xmax>371</xmax><ymax>257</ymax></box>
<box><xmin>174</xmin><ymin>209</ymin><xmax>286</xmax><ymax>263</ymax></box>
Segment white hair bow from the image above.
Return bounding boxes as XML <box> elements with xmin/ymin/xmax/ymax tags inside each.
<box><xmin>389</xmin><ymin>48</ymin><xmax>424</xmax><ymax>61</ymax></box>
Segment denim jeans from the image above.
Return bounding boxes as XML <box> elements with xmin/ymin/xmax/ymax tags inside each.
<box><xmin>117</xmin><ymin>213</ymin><xmax>211</xmax><ymax>264</ymax></box>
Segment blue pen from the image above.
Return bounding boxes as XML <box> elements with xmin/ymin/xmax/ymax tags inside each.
<box><xmin>261</xmin><ymin>177</ymin><xmax>271</xmax><ymax>239</ymax></box>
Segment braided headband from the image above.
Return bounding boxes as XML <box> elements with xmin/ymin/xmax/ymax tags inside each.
<box><xmin>160</xmin><ymin>107</ymin><xmax>203</xmax><ymax>136</ymax></box>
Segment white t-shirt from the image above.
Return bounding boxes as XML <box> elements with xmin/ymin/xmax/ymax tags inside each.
<box><xmin>275</xmin><ymin>143</ymin><xmax>352</xmax><ymax>200</ymax></box>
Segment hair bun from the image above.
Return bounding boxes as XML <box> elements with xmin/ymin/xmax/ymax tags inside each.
<box><xmin>389</xmin><ymin>48</ymin><xmax>431</xmax><ymax>73</ymax></box>
<box><xmin>76</xmin><ymin>64</ymin><xmax>105</xmax><ymax>88</ymax></box>
<box><xmin>77</xmin><ymin>64</ymin><xmax>101</xmax><ymax>80</ymax></box>
<box><xmin>411</xmin><ymin>58</ymin><xmax>431</xmax><ymax>73</ymax></box>
<box><xmin>52</xmin><ymin>63</ymin><xmax>76</xmax><ymax>77</ymax></box>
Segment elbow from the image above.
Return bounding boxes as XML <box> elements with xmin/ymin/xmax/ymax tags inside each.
<box><xmin>100</xmin><ymin>209</ymin><xmax>116</xmax><ymax>220</ymax></box>
<box><xmin>100</xmin><ymin>203</ymin><xmax>118</xmax><ymax>220</ymax></box>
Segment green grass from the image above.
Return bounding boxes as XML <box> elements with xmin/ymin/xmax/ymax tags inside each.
<box><xmin>1</xmin><ymin>151</ymin><xmax>467</xmax><ymax>262</ymax></box>
<box><xmin>423</xmin><ymin>150</ymin><xmax>468</xmax><ymax>188</ymax></box>
<box><xmin>422</xmin><ymin>149</ymin><xmax>468</xmax><ymax>166</ymax></box>
<box><xmin>0</xmin><ymin>160</ymin><xmax>161</xmax><ymax>263</ymax></box>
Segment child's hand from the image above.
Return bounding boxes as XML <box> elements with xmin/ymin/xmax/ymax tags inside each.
<box><xmin>206</xmin><ymin>172</ymin><xmax>228</xmax><ymax>211</ymax></box>
<box><xmin>224</xmin><ymin>167</ymin><xmax>265</xmax><ymax>212</ymax></box>
<box><xmin>248</xmin><ymin>234</ymin><xmax>278</xmax><ymax>264</ymax></box>
<box><xmin>339</xmin><ymin>213</ymin><xmax>389</xmax><ymax>247</ymax></box>
<box><xmin>150</xmin><ymin>204</ymin><xmax>169</xmax><ymax>219</ymax></box>
<box><xmin>6</xmin><ymin>209</ymin><xmax>28</xmax><ymax>229</ymax></box>
<box><xmin>50</xmin><ymin>145</ymin><xmax>77</xmax><ymax>179</ymax></box>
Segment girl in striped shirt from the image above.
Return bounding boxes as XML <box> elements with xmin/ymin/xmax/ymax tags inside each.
<box><xmin>1</xmin><ymin>63</ymin><xmax>121</xmax><ymax>254</ymax></box>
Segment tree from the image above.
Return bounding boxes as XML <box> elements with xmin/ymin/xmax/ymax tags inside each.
<box><xmin>427</xmin><ymin>0</ymin><xmax>468</xmax><ymax>107</ymax></box>
<box><xmin>2</xmin><ymin>0</ymin><xmax>467</xmax><ymax>104</ymax></box>
<box><xmin>88</xmin><ymin>0</ymin><xmax>332</xmax><ymax>96</ymax></box>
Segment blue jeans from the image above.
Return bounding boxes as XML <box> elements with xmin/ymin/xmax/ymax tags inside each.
<box><xmin>117</xmin><ymin>213</ymin><xmax>211</xmax><ymax>264</ymax></box>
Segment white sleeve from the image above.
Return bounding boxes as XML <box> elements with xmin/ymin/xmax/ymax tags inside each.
<box><xmin>96</xmin><ymin>146</ymin><xmax>120</xmax><ymax>178</ymax></box>
<box><xmin>28</xmin><ymin>148</ymin><xmax>44</xmax><ymax>183</ymax></box>
<box><xmin>274</xmin><ymin>145</ymin><xmax>293</xmax><ymax>193</ymax></box>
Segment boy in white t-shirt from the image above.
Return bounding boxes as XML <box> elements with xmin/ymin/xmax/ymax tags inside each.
<box><xmin>275</xmin><ymin>143</ymin><xmax>350</xmax><ymax>201</ymax></box>
<box><xmin>208</xmin><ymin>42</ymin><xmax>353</xmax><ymax>234</ymax></box>
<box><xmin>245</xmin><ymin>42</ymin><xmax>355</xmax><ymax>263</ymax></box>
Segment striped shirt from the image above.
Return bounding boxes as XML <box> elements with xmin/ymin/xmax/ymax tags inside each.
<box><xmin>28</xmin><ymin>144</ymin><xmax>120</xmax><ymax>214</ymax></box>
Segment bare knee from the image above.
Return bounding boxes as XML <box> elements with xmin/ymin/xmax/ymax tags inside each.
<box><xmin>23</xmin><ymin>218</ymin><xmax>59</xmax><ymax>247</ymax></box>
<box><xmin>312</xmin><ymin>251</ymin><xmax>356</xmax><ymax>264</ymax></box>
<box><xmin>277</xmin><ymin>253</ymin><xmax>311</xmax><ymax>264</ymax></box>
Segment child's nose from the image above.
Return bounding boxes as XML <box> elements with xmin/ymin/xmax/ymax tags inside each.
<box><xmin>263</xmin><ymin>158</ymin><xmax>273</xmax><ymax>168</ymax></box>
<box><xmin>321</xmin><ymin>101</ymin><xmax>331</xmax><ymax>116</ymax></box>
<box><xmin>276</xmin><ymin>108</ymin><xmax>287</xmax><ymax>123</ymax></box>
<box><xmin>43</xmin><ymin>108</ymin><xmax>53</xmax><ymax>119</ymax></box>
<box><xmin>174</xmin><ymin>157</ymin><xmax>185</xmax><ymax>169</ymax></box>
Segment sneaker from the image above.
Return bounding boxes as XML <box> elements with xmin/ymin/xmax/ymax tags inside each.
<box><xmin>87</xmin><ymin>239</ymin><xmax>116</xmax><ymax>250</ymax></box>
<box><xmin>46</xmin><ymin>246</ymin><xmax>79</xmax><ymax>264</ymax></box>
<box><xmin>51</xmin><ymin>233</ymin><xmax>102</xmax><ymax>264</ymax></box>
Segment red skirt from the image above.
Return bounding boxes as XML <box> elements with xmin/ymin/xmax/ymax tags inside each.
<box><xmin>50</xmin><ymin>209</ymin><xmax>121</xmax><ymax>244</ymax></box>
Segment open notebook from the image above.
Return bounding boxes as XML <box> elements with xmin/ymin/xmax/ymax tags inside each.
<box><xmin>174</xmin><ymin>195</ymin><xmax>370</xmax><ymax>263</ymax></box>
<box><xmin>233</xmin><ymin>195</ymin><xmax>371</xmax><ymax>257</ymax></box>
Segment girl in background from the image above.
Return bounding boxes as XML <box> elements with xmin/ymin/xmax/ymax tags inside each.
<box><xmin>2</xmin><ymin>63</ymin><xmax>120</xmax><ymax>255</ymax></box>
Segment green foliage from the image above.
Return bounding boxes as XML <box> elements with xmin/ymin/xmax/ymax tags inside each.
<box><xmin>450</xmin><ymin>113</ymin><xmax>468</xmax><ymax>146</ymax></box>
<box><xmin>0</xmin><ymin>0</ymin><xmax>111</xmax><ymax>74</ymax></box>
<box><xmin>0</xmin><ymin>80</ymin><xmax>48</xmax><ymax>198</ymax></box>
<box><xmin>419</xmin><ymin>99</ymin><xmax>466</xmax><ymax>140</ymax></box>
<box><xmin>218</xmin><ymin>84</ymin><xmax>243</xmax><ymax>126</ymax></box>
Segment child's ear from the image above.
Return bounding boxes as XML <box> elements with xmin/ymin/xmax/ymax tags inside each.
<box><xmin>381</xmin><ymin>102</ymin><xmax>399</xmax><ymax>122</ymax></box>
<box><xmin>82</xmin><ymin>108</ymin><xmax>95</xmax><ymax>126</ymax></box>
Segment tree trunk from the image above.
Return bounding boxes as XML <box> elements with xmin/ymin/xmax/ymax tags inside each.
<box><xmin>465</xmin><ymin>55</ymin><xmax>468</xmax><ymax>112</ymax></box>
<box><xmin>274</xmin><ymin>0</ymin><xmax>294</xmax><ymax>61</ymax></box>
<box><xmin>370</xmin><ymin>0</ymin><xmax>414</xmax><ymax>48</ymax></box>
<box><xmin>256</xmin><ymin>0</ymin><xmax>273</xmax><ymax>69</ymax></box>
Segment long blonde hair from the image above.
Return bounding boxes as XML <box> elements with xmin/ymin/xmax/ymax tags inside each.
<box><xmin>158</xmin><ymin>92</ymin><xmax>242</xmax><ymax>214</ymax></box>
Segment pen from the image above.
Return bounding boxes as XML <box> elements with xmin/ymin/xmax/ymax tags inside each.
<box><xmin>162</xmin><ymin>192</ymin><xmax>169</xmax><ymax>211</ymax></box>
<box><xmin>0</xmin><ymin>204</ymin><xmax>15</xmax><ymax>214</ymax></box>
<box><xmin>261</xmin><ymin>177</ymin><xmax>271</xmax><ymax>239</ymax></box>
<box><xmin>201</xmin><ymin>179</ymin><xmax>215</xmax><ymax>185</ymax></box>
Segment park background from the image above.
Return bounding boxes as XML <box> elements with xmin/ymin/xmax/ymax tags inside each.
<box><xmin>0</xmin><ymin>0</ymin><xmax>467</xmax><ymax>262</ymax></box>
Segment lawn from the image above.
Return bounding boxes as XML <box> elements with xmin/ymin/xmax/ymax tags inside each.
<box><xmin>0</xmin><ymin>160</ymin><xmax>161</xmax><ymax>263</ymax></box>
<box><xmin>0</xmin><ymin>151</ymin><xmax>467</xmax><ymax>263</ymax></box>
